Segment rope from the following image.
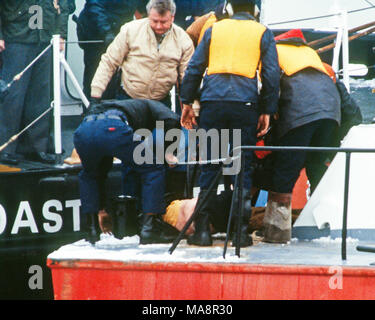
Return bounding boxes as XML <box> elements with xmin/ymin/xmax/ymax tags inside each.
<box><xmin>0</xmin><ymin>104</ymin><xmax>54</xmax><ymax>153</ymax></box>
<box><xmin>2</xmin><ymin>44</ymin><xmax>52</xmax><ymax>92</ymax></box>
<box><xmin>13</xmin><ymin>44</ymin><xmax>52</xmax><ymax>81</ymax></box>
<box><xmin>0</xmin><ymin>43</ymin><xmax>54</xmax><ymax>153</ymax></box>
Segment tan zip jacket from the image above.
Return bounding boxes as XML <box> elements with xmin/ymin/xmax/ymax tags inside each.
<box><xmin>91</xmin><ymin>18</ymin><xmax>194</xmax><ymax>100</ymax></box>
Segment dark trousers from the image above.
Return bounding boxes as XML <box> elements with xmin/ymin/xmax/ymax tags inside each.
<box><xmin>198</xmin><ymin>101</ymin><xmax>259</xmax><ymax>190</ymax></box>
<box><xmin>116</xmin><ymin>90</ymin><xmax>172</xmax><ymax>109</ymax></box>
<box><xmin>116</xmin><ymin>91</ymin><xmax>172</xmax><ymax>205</ymax></box>
<box><xmin>0</xmin><ymin>43</ymin><xmax>51</xmax><ymax>154</ymax></box>
<box><xmin>74</xmin><ymin>112</ymin><xmax>166</xmax><ymax>215</ymax></box>
<box><xmin>272</xmin><ymin>119</ymin><xmax>338</xmax><ymax>193</ymax></box>
<box><xmin>82</xmin><ymin>43</ymin><xmax>106</xmax><ymax>98</ymax></box>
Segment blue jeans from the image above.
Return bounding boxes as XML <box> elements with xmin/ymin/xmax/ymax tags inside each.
<box><xmin>74</xmin><ymin>112</ymin><xmax>166</xmax><ymax>215</ymax></box>
<box><xmin>115</xmin><ymin>92</ymin><xmax>172</xmax><ymax>204</ymax></box>
<box><xmin>0</xmin><ymin>43</ymin><xmax>52</xmax><ymax>154</ymax></box>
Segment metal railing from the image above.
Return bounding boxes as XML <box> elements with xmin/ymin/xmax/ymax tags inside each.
<box><xmin>169</xmin><ymin>144</ymin><xmax>375</xmax><ymax>260</ymax></box>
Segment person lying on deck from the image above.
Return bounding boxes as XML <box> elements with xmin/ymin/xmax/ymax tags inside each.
<box><xmin>162</xmin><ymin>190</ymin><xmax>300</xmax><ymax>237</ymax></box>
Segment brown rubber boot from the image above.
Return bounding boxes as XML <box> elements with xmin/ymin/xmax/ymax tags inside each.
<box><xmin>263</xmin><ymin>191</ymin><xmax>292</xmax><ymax>244</ymax></box>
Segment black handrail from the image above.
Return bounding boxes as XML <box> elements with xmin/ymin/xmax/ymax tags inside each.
<box><xmin>239</xmin><ymin>145</ymin><xmax>375</xmax><ymax>261</ymax></box>
<box><xmin>342</xmin><ymin>153</ymin><xmax>351</xmax><ymax>260</ymax></box>
<box><xmin>233</xmin><ymin>145</ymin><xmax>375</xmax><ymax>154</ymax></box>
<box><xmin>172</xmin><ymin>144</ymin><xmax>375</xmax><ymax>260</ymax></box>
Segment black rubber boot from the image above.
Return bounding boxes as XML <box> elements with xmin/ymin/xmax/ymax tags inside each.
<box><xmin>139</xmin><ymin>214</ymin><xmax>176</xmax><ymax>245</ymax></box>
<box><xmin>82</xmin><ymin>212</ymin><xmax>100</xmax><ymax>244</ymax></box>
<box><xmin>232</xmin><ymin>189</ymin><xmax>253</xmax><ymax>247</ymax></box>
<box><xmin>112</xmin><ymin>195</ymin><xmax>138</xmax><ymax>239</ymax></box>
<box><xmin>187</xmin><ymin>189</ymin><xmax>213</xmax><ymax>246</ymax></box>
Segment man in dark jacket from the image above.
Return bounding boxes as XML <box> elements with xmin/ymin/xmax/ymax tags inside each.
<box><xmin>262</xmin><ymin>29</ymin><xmax>341</xmax><ymax>244</ymax></box>
<box><xmin>174</xmin><ymin>0</ymin><xmax>225</xmax><ymax>30</ymax></box>
<box><xmin>180</xmin><ymin>0</ymin><xmax>280</xmax><ymax>247</ymax></box>
<box><xmin>74</xmin><ymin>98</ymin><xmax>180</xmax><ymax>245</ymax></box>
<box><xmin>76</xmin><ymin>0</ymin><xmax>147</xmax><ymax>98</ymax></box>
<box><xmin>0</xmin><ymin>0</ymin><xmax>73</xmax><ymax>164</ymax></box>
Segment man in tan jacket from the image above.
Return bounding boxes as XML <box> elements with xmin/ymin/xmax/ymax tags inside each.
<box><xmin>90</xmin><ymin>0</ymin><xmax>194</xmax><ymax>108</ymax></box>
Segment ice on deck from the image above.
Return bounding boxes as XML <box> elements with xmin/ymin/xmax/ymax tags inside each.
<box><xmin>47</xmin><ymin>233</ymin><xmax>375</xmax><ymax>267</ymax></box>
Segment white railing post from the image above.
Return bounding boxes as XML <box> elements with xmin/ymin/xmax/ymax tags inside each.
<box><xmin>52</xmin><ymin>34</ymin><xmax>62</xmax><ymax>155</ymax></box>
<box><xmin>171</xmin><ymin>85</ymin><xmax>176</xmax><ymax>113</ymax></box>
<box><xmin>332</xmin><ymin>26</ymin><xmax>343</xmax><ymax>74</ymax></box>
<box><xmin>60</xmin><ymin>56</ymin><xmax>90</xmax><ymax>108</ymax></box>
<box><xmin>341</xmin><ymin>10</ymin><xmax>350</xmax><ymax>92</ymax></box>
<box><xmin>332</xmin><ymin>11</ymin><xmax>350</xmax><ymax>93</ymax></box>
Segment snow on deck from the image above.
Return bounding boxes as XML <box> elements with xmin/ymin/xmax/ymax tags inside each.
<box><xmin>47</xmin><ymin>233</ymin><xmax>375</xmax><ymax>268</ymax></box>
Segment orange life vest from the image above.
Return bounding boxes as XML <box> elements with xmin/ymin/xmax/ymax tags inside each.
<box><xmin>322</xmin><ymin>62</ymin><xmax>337</xmax><ymax>83</ymax></box>
<box><xmin>207</xmin><ymin>19</ymin><xmax>266</xmax><ymax>78</ymax></box>
<box><xmin>276</xmin><ymin>43</ymin><xmax>330</xmax><ymax>77</ymax></box>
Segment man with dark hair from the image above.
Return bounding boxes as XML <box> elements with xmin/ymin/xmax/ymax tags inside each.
<box><xmin>76</xmin><ymin>0</ymin><xmax>147</xmax><ymax>98</ymax></box>
<box><xmin>185</xmin><ymin>2</ymin><xmax>228</xmax><ymax>47</ymax></box>
<box><xmin>180</xmin><ymin>0</ymin><xmax>279</xmax><ymax>247</ymax></box>
<box><xmin>173</xmin><ymin>0</ymin><xmax>225</xmax><ymax>30</ymax></box>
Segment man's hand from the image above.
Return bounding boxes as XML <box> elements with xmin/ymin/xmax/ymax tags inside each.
<box><xmin>181</xmin><ymin>104</ymin><xmax>196</xmax><ymax>129</ymax></box>
<box><xmin>0</xmin><ymin>40</ymin><xmax>5</xmax><ymax>52</ymax></box>
<box><xmin>98</xmin><ymin>209</ymin><xmax>113</xmax><ymax>234</ymax></box>
<box><xmin>165</xmin><ymin>153</ymin><xmax>178</xmax><ymax>167</ymax></box>
<box><xmin>257</xmin><ymin>114</ymin><xmax>270</xmax><ymax>137</ymax></box>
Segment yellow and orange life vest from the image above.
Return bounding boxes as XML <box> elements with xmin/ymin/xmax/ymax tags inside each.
<box><xmin>207</xmin><ymin>19</ymin><xmax>266</xmax><ymax>78</ymax></box>
<box><xmin>276</xmin><ymin>43</ymin><xmax>330</xmax><ymax>77</ymax></box>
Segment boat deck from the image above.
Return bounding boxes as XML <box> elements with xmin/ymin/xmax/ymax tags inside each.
<box><xmin>0</xmin><ymin>114</ymin><xmax>81</xmax><ymax>174</ymax></box>
<box><xmin>47</xmin><ymin>235</ymin><xmax>375</xmax><ymax>300</ymax></box>
<box><xmin>48</xmin><ymin>234</ymin><xmax>375</xmax><ymax>267</ymax></box>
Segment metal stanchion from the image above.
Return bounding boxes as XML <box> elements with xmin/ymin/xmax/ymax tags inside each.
<box><xmin>52</xmin><ymin>35</ymin><xmax>62</xmax><ymax>158</ymax></box>
<box><xmin>341</xmin><ymin>152</ymin><xmax>351</xmax><ymax>260</ymax></box>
